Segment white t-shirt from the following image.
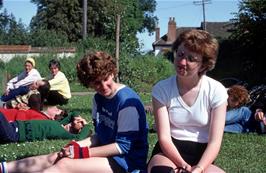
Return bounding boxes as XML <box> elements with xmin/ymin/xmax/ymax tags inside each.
<box><xmin>152</xmin><ymin>75</ymin><xmax>228</xmax><ymax>143</ymax></box>
<box><xmin>7</xmin><ymin>69</ymin><xmax>42</xmax><ymax>90</ymax></box>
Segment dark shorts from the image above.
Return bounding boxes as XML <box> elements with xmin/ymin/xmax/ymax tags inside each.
<box><xmin>108</xmin><ymin>157</ymin><xmax>127</xmax><ymax>173</ymax></box>
<box><xmin>46</xmin><ymin>90</ymin><xmax>68</xmax><ymax>106</ymax></box>
<box><xmin>150</xmin><ymin>137</ymin><xmax>207</xmax><ymax>166</ymax></box>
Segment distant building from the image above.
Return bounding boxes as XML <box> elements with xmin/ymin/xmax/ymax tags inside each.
<box><xmin>152</xmin><ymin>17</ymin><xmax>234</xmax><ymax>56</ymax></box>
<box><xmin>0</xmin><ymin>45</ymin><xmax>76</xmax><ymax>62</ymax></box>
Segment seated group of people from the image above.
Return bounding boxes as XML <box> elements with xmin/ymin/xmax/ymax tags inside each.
<box><xmin>0</xmin><ymin>58</ymin><xmax>92</xmax><ymax>144</ymax></box>
<box><xmin>0</xmin><ymin>58</ymin><xmax>71</xmax><ymax>110</ymax></box>
<box><xmin>0</xmin><ymin>51</ymin><xmax>149</xmax><ymax>173</ymax></box>
<box><xmin>1</xmin><ymin>30</ymin><xmax>264</xmax><ymax>173</ymax></box>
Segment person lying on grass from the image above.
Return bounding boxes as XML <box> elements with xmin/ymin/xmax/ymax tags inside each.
<box><xmin>0</xmin><ymin>111</ymin><xmax>91</xmax><ymax>144</ymax></box>
<box><xmin>224</xmin><ymin>84</ymin><xmax>266</xmax><ymax>134</ymax></box>
<box><xmin>224</xmin><ymin>85</ymin><xmax>252</xmax><ymax>133</ymax></box>
<box><xmin>0</xmin><ymin>105</ymin><xmax>66</xmax><ymax>122</ymax></box>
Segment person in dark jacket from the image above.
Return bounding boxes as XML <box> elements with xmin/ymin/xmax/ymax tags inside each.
<box><xmin>251</xmin><ymin>88</ymin><xmax>266</xmax><ymax>134</ymax></box>
<box><xmin>0</xmin><ymin>111</ymin><xmax>91</xmax><ymax>144</ymax></box>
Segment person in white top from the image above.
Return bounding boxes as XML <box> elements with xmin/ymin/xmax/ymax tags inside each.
<box><xmin>148</xmin><ymin>29</ymin><xmax>228</xmax><ymax>173</ymax></box>
<box><xmin>3</xmin><ymin>57</ymin><xmax>42</xmax><ymax>97</ymax></box>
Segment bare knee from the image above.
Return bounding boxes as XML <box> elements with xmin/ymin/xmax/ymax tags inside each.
<box><xmin>54</xmin><ymin>158</ymin><xmax>72</xmax><ymax>170</ymax></box>
<box><xmin>205</xmin><ymin>164</ymin><xmax>225</xmax><ymax>173</ymax></box>
<box><xmin>43</xmin><ymin>158</ymin><xmax>73</xmax><ymax>173</ymax></box>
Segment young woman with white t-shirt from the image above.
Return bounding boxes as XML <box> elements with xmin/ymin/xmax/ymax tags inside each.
<box><xmin>148</xmin><ymin>29</ymin><xmax>228</xmax><ymax>173</ymax></box>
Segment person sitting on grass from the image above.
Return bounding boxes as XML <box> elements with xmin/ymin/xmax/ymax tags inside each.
<box><xmin>46</xmin><ymin>59</ymin><xmax>71</xmax><ymax>106</ymax></box>
<box><xmin>4</xmin><ymin>79</ymin><xmax>50</xmax><ymax>111</ymax></box>
<box><xmin>147</xmin><ymin>29</ymin><xmax>227</xmax><ymax>173</ymax></box>
<box><xmin>0</xmin><ymin>51</ymin><xmax>148</xmax><ymax>173</ymax></box>
<box><xmin>0</xmin><ymin>111</ymin><xmax>91</xmax><ymax>144</ymax></box>
<box><xmin>224</xmin><ymin>85</ymin><xmax>252</xmax><ymax>133</ymax></box>
<box><xmin>251</xmin><ymin>89</ymin><xmax>266</xmax><ymax>134</ymax></box>
<box><xmin>1</xmin><ymin>57</ymin><xmax>42</xmax><ymax>101</ymax></box>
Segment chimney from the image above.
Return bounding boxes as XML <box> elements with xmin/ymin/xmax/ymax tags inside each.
<box><xmin>155</xmin><ymin>25</ymin><xmax>160</xmax><ymax>41</ymax></box>
<box><xmin>167</xmin><ymin>17</ymin><xmax>177</xmax><ymax>43</ymax></box>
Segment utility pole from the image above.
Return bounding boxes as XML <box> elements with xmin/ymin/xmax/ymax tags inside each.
<box><xmin>193</xmin><ymin>0</ymin><xmax>211</xmax><ymax>31</ymax></box>
<box><xmin>115</xmin><ymin>15</ymin><xmax>120</xmax><ymax>82</ymax></box>
<box><xmin>82</xmin><ymin>0</ymin><xmax>87</xmax><ymax>39</ymax></box>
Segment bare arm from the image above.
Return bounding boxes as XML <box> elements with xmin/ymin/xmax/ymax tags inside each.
<box><xmin>89</xmin><ymin>143</ymin><xmax>121</xmax><ymax>157</ymax></box>
<box><xmin>193</xmin><ymin>102</ymin><xmax>227</xmax><ymax>173</ymax></box>
<box><xmin>78</xmin><ymin>134</ymin><xmax>120</xmax><ymax>157</ymax></box>
<box><xmin>13</xmin><ymin>69</ymin><xmax>41</xmax><ymax>89</ymax></box>
<box><xmin>60</xmin><ymin>134</ymin><xmax>120</xmax><ymax>158</ymax></box>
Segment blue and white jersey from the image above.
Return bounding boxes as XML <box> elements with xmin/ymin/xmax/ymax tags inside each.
<box><xmin>92</xmin><ymin>85</ymin><xmax>148</xmax><ymax>172</ymax></box>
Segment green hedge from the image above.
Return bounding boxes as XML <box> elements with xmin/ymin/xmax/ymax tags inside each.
<box><xmin>119</xmin><ymin>54</ymin><xmax>174</xmax><ymax>92</ymax></box>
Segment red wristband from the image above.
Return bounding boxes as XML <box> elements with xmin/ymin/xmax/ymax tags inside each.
<box><xmin>80</xmin><ymin>146</ymin><xmax>90</xmax><ymax>158</ymax></box>
<box><xmin>67</xmin><ymin>141</ymin><xmax>90</xmax><ymax>159</ymax></box>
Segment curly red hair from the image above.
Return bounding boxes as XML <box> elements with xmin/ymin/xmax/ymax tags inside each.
<box><xmin>227</xmin><ymin>85</ymin><xmax>250</xmax><ymax>108</ymax></box>
<box><xmin>76</xmin><ymin>51</ymin><xmax>117</xmax><ymax>88</ymax></box>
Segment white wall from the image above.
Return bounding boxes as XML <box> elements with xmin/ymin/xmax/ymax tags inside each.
<box><xmin>0</xmin><ymin>52</ymin><xmax>75</xmax><ymax>63</ymax></box>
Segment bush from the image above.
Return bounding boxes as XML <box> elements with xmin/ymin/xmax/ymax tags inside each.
<box><xmin>77</xmin><ymin>36</ymin><xmax>116</xmax><ymax>56</ymax></box>
<box><xmin>29</xmin><ymin>29</ymin><xmax>69</xmax><ymax>47</ymax></box>
<box><xmin>119</xmin><ymin>54</ymin><xmax>174</xmax><ymax>92</ymax></box>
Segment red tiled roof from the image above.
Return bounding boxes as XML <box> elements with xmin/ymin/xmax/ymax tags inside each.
<box><xmin>0</xmin><ymin>45</ymin><xmax>31</xmax><ymax>53</ymax></box>
<box><xmin>0</xmin><ymin>45</ymin><xmax>76</xmax><ymax>53</ymax></box>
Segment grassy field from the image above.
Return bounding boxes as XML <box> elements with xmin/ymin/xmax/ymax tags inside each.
<box><xmin>0</xmin><ymin>95</ymin><xmax>265</xmax><ymax>173</ymax></box>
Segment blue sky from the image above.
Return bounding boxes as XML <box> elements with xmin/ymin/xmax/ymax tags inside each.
<box><xmin>2</xmin><ymin>0</ymin><xmax>239</xmax><ymax>51</ymax></box>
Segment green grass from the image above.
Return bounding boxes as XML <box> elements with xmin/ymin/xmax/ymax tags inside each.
<box><xmin>0</xmin><ymin>95</ymin><xmax>265</xmax><ymax>173</ymax></box>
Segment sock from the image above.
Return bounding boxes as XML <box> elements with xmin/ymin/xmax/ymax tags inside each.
<box><xmin>0</xmin><ymin>162</ymin><xmax>8</xmax><ymax>173</ymax></box>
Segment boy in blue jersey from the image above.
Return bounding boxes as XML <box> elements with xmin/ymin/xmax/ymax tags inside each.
<box><xmin>1</xmin><ymin>51</ymin><xmax>148</xmax><ymax>173</ymax></box>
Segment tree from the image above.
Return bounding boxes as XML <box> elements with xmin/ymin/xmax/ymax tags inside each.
<box><xmin>30</xmin><ymin>0</ymin><xmax>158</xmax><ymax>50</ymax></box>
<box><xmin>0</xmin><ymin>9</ymin><xmax>29</xmax><ymax>45</ymax></box>
<box><xmin>30</xmin><ymin>0</ymin><xmax>82</xmax><ymax>42</ymax></box>
<box><xmin>230</xmin><ymin>0</ymin><xmax>266</xmax><ymax>84</ymax></box>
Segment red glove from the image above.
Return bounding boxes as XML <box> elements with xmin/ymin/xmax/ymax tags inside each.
<box><xmin>65</xmin><ymin>141</ymin><xmax>90</xmax><ymax>159</ymax></box>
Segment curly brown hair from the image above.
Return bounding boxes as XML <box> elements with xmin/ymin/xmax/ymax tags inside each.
<box><xmin>76</xmin><ymin>51</ymin><xmax>117</xmax><ymax>88</ymax></box>
<box><xmin>228</xmin><ymin>85</ymin><xmax>250</xmax><ymax>108</ymax></box>
<box><xmin>172</xmin><ymin>29</ymin><xmax>219</xmax><ymax>76</ymax></box>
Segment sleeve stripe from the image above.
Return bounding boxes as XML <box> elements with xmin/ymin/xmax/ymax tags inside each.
<box><xmin>115</xmin><ymin>143</ymin><xmax>124</xmax><ymax>154</ymax></box>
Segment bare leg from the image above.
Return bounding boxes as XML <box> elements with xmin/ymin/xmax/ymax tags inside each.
<box><xmin>205</xmin><ymin>164</ymin><xmax>225</xmax><ymax>173</ymax></box>
<box><xmin>7</xmin><ymin>152</ymin><xmax>58</xmax><ymax>173</ymax></box>
<box><xmin>148</xmin><ymin>154</ymin><xmax>225</xmax><ymax>173</ymax></box>
<box><xmin>42</xmin><ymin>157</ymin><xmax>115</xmax><ymax>173</ymax></box>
